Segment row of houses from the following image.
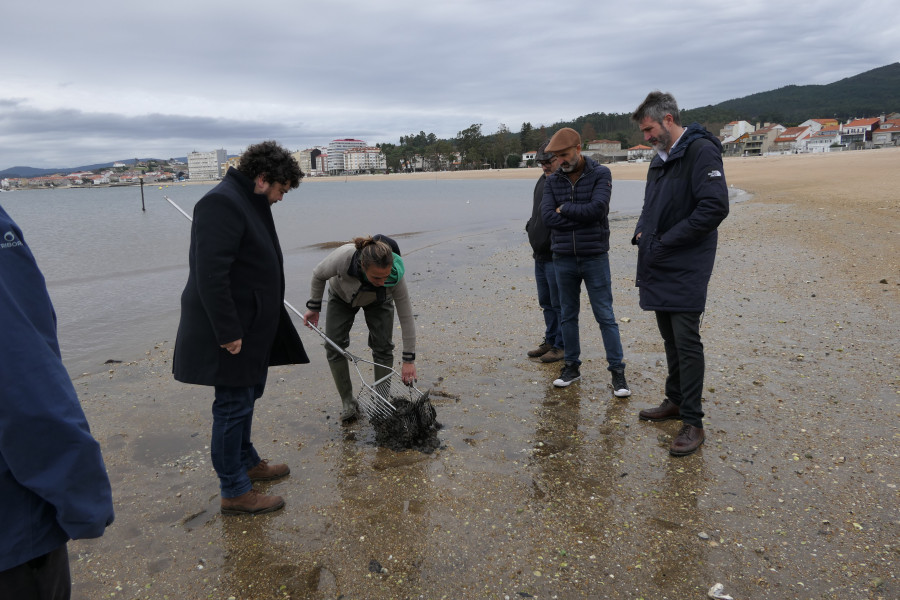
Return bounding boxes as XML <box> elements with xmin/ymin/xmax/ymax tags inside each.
<box><xmin>521</xmin><ymin>113</ymin><xmax>900</xmax><ymax>164</ymax></box>
<box><xmin>1</xmin><ymin>169</ymin><xmax>174</xmax><ymax>190</ymax></box>
<box><xmin>720</xmin><ymin>114</ymin><xmax>900</xmax><ymax>156</ymax></box>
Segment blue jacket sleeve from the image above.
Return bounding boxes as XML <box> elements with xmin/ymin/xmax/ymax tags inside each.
<box><xmin>0</xmin><ymin>209</ymin><xmax>114</xmax><ymax>541</ymax></box>
<box><xmin>661</xmin><ymin>144</ymin><xmax>729</xmax><ymax>247</ymax></box>
<box><xmin>541</xmin><ymin>175</ymin><xmax>579</xmax><ymax>230</ymax></box>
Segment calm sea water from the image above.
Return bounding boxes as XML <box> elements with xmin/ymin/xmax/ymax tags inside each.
<box><xmin>1</xmin><ymin>176</ymin><xmax>646</xmax><ymax>376</ymax></box>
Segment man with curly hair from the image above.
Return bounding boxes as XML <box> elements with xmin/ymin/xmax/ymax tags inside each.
<box><xmin>174</xmin><ymin>140</ymin><xmax>309</xmax><ymax>515</ymax></box>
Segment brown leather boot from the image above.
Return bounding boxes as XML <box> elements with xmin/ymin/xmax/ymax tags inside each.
<box><xmin>527</xmin><ymin>342</ymin><xmax>552</xmax><ymax>358</ymax></box>
<box><xmin>670</xmin><ymin>424</ymin><xmax>705</xmax><ymax>456</ymax></box>
<box><xmin>221</xmin><ymin>489</ymin><xmax>285</xmax><ymax>515</ymax></box>
<box><xmin>539</xmin><ymin>347</ymin><xmax>564</xmax><ymax>363</ymax></box>
<box><xmin>246</xmin><ymin>459</ymin><xmax>290</xmax><ymax>482</ymax></box>
<box><xmin>638</xmin><ymin>399</ymin><xmax>681</xmax><ymax>422</ymax></box>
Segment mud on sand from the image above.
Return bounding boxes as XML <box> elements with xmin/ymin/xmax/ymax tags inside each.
<box><xmin>71</xmin><ymin>149</ymin><xmax>898</xmax><ymax>599</ymax></box>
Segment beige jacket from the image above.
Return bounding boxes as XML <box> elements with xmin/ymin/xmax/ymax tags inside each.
<box><xmin>307</xmin><ymin>243</ymin><xmax>416</xmax><ymax>358</ymax></box>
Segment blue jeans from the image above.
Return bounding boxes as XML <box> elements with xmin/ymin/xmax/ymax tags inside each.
<box><xmin>553</xmin><ymin>253</ymin><xmax>624</xmax><ymax>370</ymax></box>
<box><xmin>534</xmin><ymin>259</ymin><xmax>563</xmax><ymax>348</ymax></box>
<box><xmin>212</xmin><ymin>377</ymin><xmax>266</xmax><ymax>498</ymax></box>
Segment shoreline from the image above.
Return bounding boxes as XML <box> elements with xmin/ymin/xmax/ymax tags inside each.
<box><xmin>68</xmin><ymin>147</ymin><xmax>899</xmax><ymax>599</ymax></box>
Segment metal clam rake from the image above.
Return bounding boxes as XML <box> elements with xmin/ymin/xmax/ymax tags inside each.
<box><xmin>282</xmin><ymin>301</ymin><xmax>429</xmax><ymax>423</ymax></box>
<box><xmin>163</xmin><ymin>195</ymin><xmax>427</xmax><ymax>424</ymax></box>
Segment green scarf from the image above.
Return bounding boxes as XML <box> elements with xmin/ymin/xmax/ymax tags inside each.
<box><xmin>385</xmin><ymin>253</ymin><xmax>404</xmax><ymax>287</ymax></box>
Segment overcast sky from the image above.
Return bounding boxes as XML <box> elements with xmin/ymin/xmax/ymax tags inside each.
<box><xmin>2</xmin><ymin>0</ymin><xmax>897</xmax><ymax>169</ymax></box>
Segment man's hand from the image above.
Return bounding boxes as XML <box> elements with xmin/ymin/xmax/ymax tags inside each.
<box><xmin>221</xmin><ymin>339</ymin><xmax>242</xmax><ymax>354</ymax></box>
<box><xmin>303</xmin><ymin>310</ymin><xmax>319</xmax><ymax>328</ymax></box>
<box><xmin>401</xmin><ymin>362</ymin><xmax>417</xmax><ymax>385</ymax></box>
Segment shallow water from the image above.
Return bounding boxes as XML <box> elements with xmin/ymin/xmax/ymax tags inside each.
<box><xmin>1</xmin><ymin>177</ymin><xmax>646</xmax><ymax>376</ymax></box>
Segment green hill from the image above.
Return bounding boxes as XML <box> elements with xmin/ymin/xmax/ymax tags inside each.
<box><xmin>683</xmin><ymin>62</ymin><xmax>900</xmax><ymax>126</ymax></box>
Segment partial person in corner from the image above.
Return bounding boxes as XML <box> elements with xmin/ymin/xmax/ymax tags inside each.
<box><xmin>630</xmin><ymin>91</ymin><xmax>729</xmax><ymax>456</ymax></box>
<box><xmin>525</xmin><ymin>140</ymin><xmax>564</xmax><ymax>364</ymax></box>
<box><xmin>0</xmin><ymin>204</ymin><xmax>114</xmax><ymax>599</ymax></box>
<box><xmin>173</xmin><ymin>140</ymin><xmax>309</xmax><ymax>515</ymax></box>
<box><xmin>540</xmin><ymin>127</ymin><xmax>631</xmax><ymax>396</ymax></box>
<box><xmin>303</xmin><ymin>235</ymin><xmax>417</xmax><ymax>424</ymax></box>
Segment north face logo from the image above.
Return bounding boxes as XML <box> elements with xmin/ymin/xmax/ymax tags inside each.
<box><xmin>707</xmin><ymin>170</ymin><xmax>723</xmax><ymax>179</ymax></box>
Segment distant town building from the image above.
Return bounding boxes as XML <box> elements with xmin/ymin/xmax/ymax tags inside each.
<box><xmin>772</xmin><ymin>126</ymin><xmax>814</xmax><ymax>154</ymax></box>
<box><xmin>722</xmin><ymin>132</ymin><xmax>750</xmax><ymax>156</ymax></box>
<box><xmin>719</xmin><ymin>121</ymin><xmax>755</xmax><ymax>139</ymax></box>
<box><xmin>798</xmin><ymin>118</ymin><xmax>839</xmax><ymax>134</ymax></box>
<box><xmin>841</xmin><ymin>118</ymin><xmax>880</xmax><ymax>149</ymax></box>
<box><xmin>343</xmin><ymin>147</ymin><xmax>386</xmax><ymax>173</ymax></box>
<box><xmin>871</xmin><ymin>118</ymin><xmax>900</xmax><ymax>147</ymax></box>
<box><xmin>744</xmin><ymin>124</ymin><xmax>786</xmax><ymax>156</ymax></box>
<box><xmin>187</xmin><ymin>149</ymin><xmax>227</xmax><ymax>180</ymax></box>
<box><xmin>805</xmin><ymin>126</ymin><xmax>842</xmax><ymax>153</ymax></box>
<box><xmin>223</xmin><ymin>156</ymin><xmax>241</xmax><ymax>172</ymax></box>
<box><xmin>586</xmin><ymin>139</ymin><xmax>622</xmax><ymax>155</ymax></box>
<box><xmin>293</xmin><ymin>147</ymin><xmax>328</xmax><ymax>176</ymax></box>
<box><xmin>627</xmin><ymin>145</ymin><xmax>654</xmax><ymax>161</ymax></box>
<box><xmin>326</xmin><ymin>139</ymin><xmax>366</xmax><ymax>174</ymax></box>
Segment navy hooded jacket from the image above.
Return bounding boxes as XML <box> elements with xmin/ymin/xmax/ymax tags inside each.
<box><xmin>540</xmin><ymin>155</ymin><xmax>612</xmax><ymax>257</ymax></box>
<box><xmin>632</xmin><ymin>123</ymin><xmax>729</xmax><ymax>311</ymax></box>
<box><xmin>0</xmin><ymin>204</ymin><xmax>114</xmax><ymax>571</ymax></box>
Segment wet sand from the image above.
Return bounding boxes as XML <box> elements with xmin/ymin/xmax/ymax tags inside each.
<box><xmin>70</xmin><ymin>148</ymin><xmax>899</xmax><ymax>599</ymax></box>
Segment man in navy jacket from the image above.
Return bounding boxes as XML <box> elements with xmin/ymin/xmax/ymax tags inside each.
<box><xmin>0</xmin><ymin>204</ymin><xmax>114</xmax><ymax>598</ymax></box>
<box><xmin>541</xmin><ymin>127</ymin><xmax>630</xmax><ymax>395</ymax></box>
<box><xmin>174</xmin><ymin>140</ymin><xmax>309</xmax><ymax>514</ymax></box>
<box><xmin>631</xmin><ymin>91</ymin><xmax>730</xmax><ymax>456</ymax></box>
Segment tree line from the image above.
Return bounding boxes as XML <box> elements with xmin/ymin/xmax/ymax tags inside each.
<box><xmin>377</xmin><ymin>112</ymin><xmax>645</xmax><ymax>172</ymax></box>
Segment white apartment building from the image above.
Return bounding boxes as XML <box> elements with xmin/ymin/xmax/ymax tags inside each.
<box><xmin>343</xmin><ymin>147</ymin><xmax>387</xmax><ymax>173</ymax></box>
<box><xmin>719</xmin><ymin>121</ymin><xmax>755</xmax><ymax>140</ymax></box>
<box><xmin>326</xmin><ymin>139</ymin><xmax>366</xmax><ymax>173</ymax></box>
<box><xmin>187</xmin><ymin>149</ymin><xmax>227</xmax><ymax>180</ymax></box>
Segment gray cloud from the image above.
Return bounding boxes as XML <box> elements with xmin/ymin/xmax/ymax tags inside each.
<box><xmin>1</xmin><ymin>0</ymin><xmax>897</xmax><ymax>169</ymax></box>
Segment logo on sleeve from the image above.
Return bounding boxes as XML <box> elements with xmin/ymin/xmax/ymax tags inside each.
<box><xmin>2</xmin><ymin>230</ymin><xmax>24</xmax><ymax>249</ymax></box>
<box><xmin>707</xmin><ymin>170</ymin><xmax>723</xmax><ymax>179</ymax></box>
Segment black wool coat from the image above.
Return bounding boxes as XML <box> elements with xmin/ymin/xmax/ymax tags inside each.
<box><xmin>173</xmin><ymin>168</ymin><xmax>308</xmax><ymax>387</ymax></box>
<box><xmin>632</xmin><ymin>123</ymin><xmax>730</xmax><ymax>312</ymax></box>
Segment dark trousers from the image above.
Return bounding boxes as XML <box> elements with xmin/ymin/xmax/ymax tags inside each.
<box><xmin>324</xmin><ymin>291</ymin><xmax>395</xmax><ymax>413</ymax></box>
<box><xmin>0</xmin><ymin>544</ymin><xmax>71</xmax><ymax>600</ymax></box>
<box><xmin>655</xmin><ymin>311</ymin><xmax>705</xmax><ymax>428</ymax></box>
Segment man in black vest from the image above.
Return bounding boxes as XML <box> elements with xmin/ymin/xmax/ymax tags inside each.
<box><xmin>174</xmin><ymin>140</ymin><xmax>309</xmax><ymax>514</ymax></box>
<box><xmin>631</xmin><ymin>92</ymin><xmax>729</xmax><ymax>456</ymax></box>
<box><xmin>525</xmin><ymin>140</ymin><xmax>564</xmax><ymax>363</ymax></box>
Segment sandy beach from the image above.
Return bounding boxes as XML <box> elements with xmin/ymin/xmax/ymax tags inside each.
<box><xmin>69</xmin><ymin>148</ymin><xmax>898</xmax><ymax>599</ymax></box>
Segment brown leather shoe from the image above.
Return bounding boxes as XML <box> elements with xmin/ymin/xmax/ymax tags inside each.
<box><xmin>670</xmin><ymin>424</ymin><xmax>705</xmax><ymax>456</ymax></box>
<box><xmin>638</xmin><ymin>399</ymin><xmax>681</xmax><ymax>422</ymax></box>
<box><xmin>221</xmin><ymin>489</ymin><xmax>285</xmax><ymax>515</ymax></box>
<box><xmin>246</xmin><ymin>459</ymin><xmax>290</xmax><ymax>482</ymax></box>
<box><xmin>527</xmin><ymin>342</ymin><xmax>552</xmax><ymax>358</ymax></box>
<box><xmin>539</xmin><ymin>347</ymin><xmax>564</xmax><ymax>363</ymax></box>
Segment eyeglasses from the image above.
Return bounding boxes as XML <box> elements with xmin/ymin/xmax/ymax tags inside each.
<box><xmin>538</xmin><ymin>160</ymin><xmax>554</xmax><ymax>166</ymax></box>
